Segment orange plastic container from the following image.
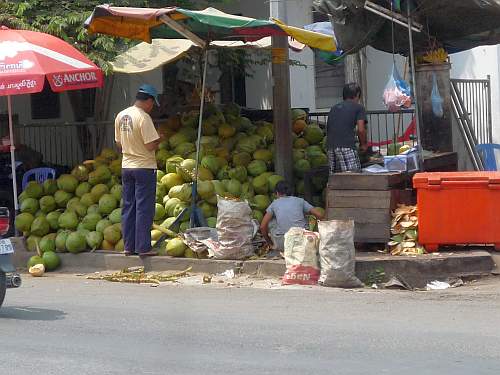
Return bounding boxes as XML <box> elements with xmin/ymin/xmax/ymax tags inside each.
<box><xmin>413</xmin><ymin>172</ymin><xmax>500</xmax><ymax>252</ymax></box>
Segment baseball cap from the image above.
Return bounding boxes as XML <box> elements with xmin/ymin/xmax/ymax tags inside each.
<box><xmin>138</xmin><ymin>84</ymin><xmax>160</xmax><ymax>106</ymax></box>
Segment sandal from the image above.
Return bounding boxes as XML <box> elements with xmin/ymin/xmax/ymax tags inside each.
<box><xmin>138</xmin><ymin>250</ymin><xmax>158</xmax><ymax>257</ymax></box>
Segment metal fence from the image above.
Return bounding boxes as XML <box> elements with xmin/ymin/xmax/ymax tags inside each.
<box><xmin>309</xmin><ymin>109</ymin><xmax>415</xmax><ymax>155</ymax></box>
<box><xmin>15</xmin><ymin>109</ymin><xmax>418</xmax><ymax>168</ymax></box>
<box><xmin>17</xmin><ymin>121</ymin><xmax>116</xmax><ymax>167</ymax></box>
<box><xmin>451</xmin><ymin>77</ymin><xmax>492</xmax><ymax>145</ymax></box>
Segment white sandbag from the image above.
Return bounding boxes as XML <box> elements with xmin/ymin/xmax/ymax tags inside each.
<box><xmin>183</xmin><ymin>227</ymin><xmax>218</xmax><ymax>254</ymax></box>
<box><xmin>210</xmin><ymin>197</ymin><xmax>254</xmax><ymax>259</ymax></box>
<box><xmin>282</xmin><ymin>227</ymin><xmax>320</xmax><ymax>285</ymax></box>
<box><xmin>318</xmin><ymin>220</ymin><xmax>363</xmax><ymax>288</ymax></box>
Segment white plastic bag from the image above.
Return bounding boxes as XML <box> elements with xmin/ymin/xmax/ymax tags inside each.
<box><xmin>318</xmin><ymin>220</ymin><xmax>363</xmax><ymax>288</ymax></box>
<box><xmin>383</xmin><ymin>64</ymin><xmax>412</xmax><ymax>112</ymax></box>
<box><xmin>282</xmin><ymin>228</ymin><xmax>320</xmax><ymax>285</ymax></box>
<box><xmin>431</xmin><ymin>73</ymin><xmax>444</xmax><ymax>118</ymax></box>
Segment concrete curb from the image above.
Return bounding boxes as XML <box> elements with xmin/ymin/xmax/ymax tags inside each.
<box><xmin>11</xmin><ymin>237</ymin><xmax>495</xmax><ymax>288</ymax></box>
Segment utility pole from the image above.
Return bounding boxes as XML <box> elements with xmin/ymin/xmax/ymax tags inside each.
<box><xmin>344</xmin><ymin>50</ymin><xmax>367</xmax><ymax>106</ymax></box>
<box><xmin>270</xmin><ymin>0</ymin><xmax>293</xmax><ymax>182</ymax></box>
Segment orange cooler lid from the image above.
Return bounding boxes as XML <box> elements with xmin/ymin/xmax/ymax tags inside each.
<box><xmin>413</xmin><ymin>172</ymin><xmax>500</xmax><ymax>188</ymax></box>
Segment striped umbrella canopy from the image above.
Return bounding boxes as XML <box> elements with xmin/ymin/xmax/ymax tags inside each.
<box><xmin>85</xmin><ymin>5</ymin><xmax>337</xmax><ymax>51</ymax></box>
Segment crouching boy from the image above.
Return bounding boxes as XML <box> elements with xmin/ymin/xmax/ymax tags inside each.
<box><xmin>260</xmin><ymin>181</ymin><xmax>324</xmax><ymax>252</ymax></box>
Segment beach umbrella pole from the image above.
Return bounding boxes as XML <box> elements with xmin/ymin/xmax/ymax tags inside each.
<box><xmin>7</xmin><ymin>95</ymin><xmax>19</xmax><ymax>213</ymax></box>
<box><xmin>190</xmin><ymin>47</ymin><xmax>209</xmax><ymax>228</ymax></box>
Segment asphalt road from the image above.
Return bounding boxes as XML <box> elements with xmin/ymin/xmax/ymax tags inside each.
<box><xmin>1</xmin><ymin>275</ymin><xmax>500</xmax><ymax>375</ymax></box>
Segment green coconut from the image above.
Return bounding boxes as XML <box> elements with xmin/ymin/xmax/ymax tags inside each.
<box><xmin>57</xmin><ymin>174</ymin><xmax>79</xmax><ymax>193</ymax></box>
<box><xmin>46</xmin><ymin>211</ymin><xmax>62</xmax><ymax>230</ymax></box>
<box><xmin>166</xmin><ymin>238</ymin><xmax>187</xmax><ymax>257</ymax></box>
<box><xmin>86</xmin><ymin>231</ymin><xmax>104</xmax><ymax>250</ymax></box>
<box><xmin>24</xmin><ymin>181</ymin><xmax>44</xmax><ymax>199</ymax></box>
<box><xmin>26</xmin><ymin>235</ymin><xmax>41</xmax><ymax>252</ymax></box>
<box><xmin>164</xmin><ymin>198</ymin><xmax>181</xmax><ymax>217</ymax></box>
<box><xmin>27</xmin><ymin>255</ymin><xmax>45</xmax><ymax>269</ymax></box>
<box><xmin>55</xmin><ymin>230</ymin><xmax>71</xmax><ymax>252</ymax></box>
<box><xmin>75</xmin><ymin>182</ymin><xmax>91</xmax><ymax>198</ymax></box>
<box><xmin>20</xmin><ymin>198</ymin><xmax>39</xmax><ymax>215</ymax></box>
<box><xmin>58</xmin><ymin>210</ymin><xmax>79</xmax><ymax>230</ymax></box>
<box><xmin>71</xmin><ymin>165</ymin><xmax>89</xmax><ymax>182</ymax></box>
<box><xmin>86</xmin><ymin>204</ymin><xmax>100</xmax><ymax>215</ymax></box>
<box><xmin>98</xmin><ymin>194</ymin><xmax>118</xmax><ymax>215</ymax></box>
<box><xmin>109</xmin><ymin>208</ymin><xmax>122</xmax><ymax>224</ymax></box>
<box><xmin>247</xmin><ymin>160</ymin><xmax>267</xmax><ymax>177</ymax></box>
<box><xmin>54</xmin><ymin>190</ymin><xmax>73</xmax><ymax>208</ymax></box>
<box><xmin>110</xmin><ymin>184</ymin><xmax>122</xmax><ymax>201</ymax></box>
<box><xmin>90</xmin><ymin>184</ymin><xmax>109</xmax><ymax>202</ymax></box>
<box><xmin>154</xmin><ymin>204</ymin><xmax>165</xmax><ymax>221</ymax></box>
<box><xmin>15</xmin><ymin>212</ymin><xmax>34</xmax><ymax>233</ymax></box>
<box><xmin>81</xmin><ymin>212</ymin><xmax>102</xmax><ymax>231</ymax></box>
<box><xmin>42</xmin><ymin>251</ymin><xmax>61</xmax><ymax>271</ymax></box>
<box><xmin>65</xmin><ymin>232</ymin><xmax>87</xmax><ymax>254</ymax></box>
<box><xmin>103</xmin><ymin>225</ymin><xmax>121</xmax><ymax>245</ymax></box>
<box><xmin>43</xmin><ymin>179</ymin><xmax>58</xmax><ymax>196</ymax></box>
<box><xmin>30</xmin><ymin>216</ymin><xmax>50</xmax><ymax>237</ymax></box>
<box><xmin>96</xmin><ymin>219</ymin><xmax>112</xmax><ymax>233</ymax></box>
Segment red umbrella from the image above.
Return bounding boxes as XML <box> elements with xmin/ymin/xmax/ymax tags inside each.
<box><xmin>0</xmin><ymin>26</ymin><xmax>103</xmax><ymax>213</ymax></box>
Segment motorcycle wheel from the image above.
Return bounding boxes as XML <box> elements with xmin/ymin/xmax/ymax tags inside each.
<box><xmin>0</xmin><ymin>272</ymin><xmax>5</xmax><ymax>308</ymax></box>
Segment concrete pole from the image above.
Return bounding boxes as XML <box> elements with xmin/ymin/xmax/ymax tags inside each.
<box><xmin>270</xmin><ymin>0</ymin><xmax>294</xmax><ymax>182</ymax></box>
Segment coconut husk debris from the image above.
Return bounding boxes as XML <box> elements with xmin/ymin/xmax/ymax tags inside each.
<box><xmin>388</xmin><ymin>205</ymin><xmax>425</xmax><ymax>256</ymax></box>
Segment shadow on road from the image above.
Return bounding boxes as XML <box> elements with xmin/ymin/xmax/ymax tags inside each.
<box><xmin>0</xmin><ymin>306</ymin><xmax>66</xmax><ymax>321</ymax></box>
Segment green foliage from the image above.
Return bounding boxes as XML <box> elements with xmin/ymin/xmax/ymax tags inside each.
<box><xmin>0</xmin><ymin>0</ymin><xmax>196</xmax><ymax>74</ymax></box>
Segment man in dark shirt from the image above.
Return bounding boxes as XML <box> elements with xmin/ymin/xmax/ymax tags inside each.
<box><xmin>326</xmin><ymin>83</ymin><xmax>368</xmax><ymax>174</ymax></box>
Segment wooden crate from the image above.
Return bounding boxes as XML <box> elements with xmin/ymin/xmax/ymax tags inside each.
<box><xmin>327</xmin><ymin>172</ymin><xmax>410</xmax><ymax>191</ymax></box>
<box><xmin>326</xmin><ymin>175</ymin><xmax>415</xmax><ymax>243</ymax></box>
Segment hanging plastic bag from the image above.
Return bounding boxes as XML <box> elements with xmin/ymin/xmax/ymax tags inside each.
<box><xmin>431</xmin><ymin>73</ymin><xmax>444</xmax><ymax>118</ymax></box>
<box><xmin>383</xmin><ymin>63</ymin><xmax>412</xmax><ymax>112</ymax></box>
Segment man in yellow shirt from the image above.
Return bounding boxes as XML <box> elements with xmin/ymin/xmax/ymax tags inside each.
<box><xmin>115</xmin><ymin>84</ymin><xmax>160</xmax><ymax>256</ymax></box>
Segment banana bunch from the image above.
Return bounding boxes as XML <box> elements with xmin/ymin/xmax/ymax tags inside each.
<box><xmin>422</xmin><ymin>48</ymin><xmax>448</xmax><ymax>64</ymax></box>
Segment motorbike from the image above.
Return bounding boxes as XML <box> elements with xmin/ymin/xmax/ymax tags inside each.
<box><xmin>0</xmin><ymin>207</ymin><xmax>22</xmax><ymax>308</ymax></box>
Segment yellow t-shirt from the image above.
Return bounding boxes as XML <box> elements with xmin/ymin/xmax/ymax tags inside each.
<box><xmin>114</xmin><ymin>106</ymin><xmax>159</xmax><ymax>169</ymax></box>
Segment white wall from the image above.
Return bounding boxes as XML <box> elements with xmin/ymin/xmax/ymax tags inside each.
<box><xmin>450</xmin><ymin>45</ymin><xmax>500</xmax><ymax>143</ymax></box>
<box><xmin>108</xmin><ymin>69</ymin><xmax>163</xmax><ymax>120</ymax></box>
<box><xmin>365</xmin><ymin>46</ymin><xmax>407</xmax><ymax>111</ymax></box>
<box><xmin>285</xmin><ymin>1</ymin><xmax>316</xmax><ymax>111</ymax></box>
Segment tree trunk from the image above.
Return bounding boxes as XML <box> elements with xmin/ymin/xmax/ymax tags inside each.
<box><xmin>344</xmin><ymin>49</ymin><xmax>367</xmax><ymax>106</ymax></box>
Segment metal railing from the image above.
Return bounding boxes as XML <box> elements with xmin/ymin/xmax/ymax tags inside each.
<box><xmin>451</xmin><ymin>82</ymin><xmax>484</xmax><ymax>170</ymax></box>
<box><xmin>451</xmin><ymin>77</ymin><xmax>492</xmax><ymax>145</ymax></box>
<box><xmin>309</xmin><ymin>109</ymin><xmax>415</xmax><ymax>155</ymax></box>
<box><xmin>16</xmin><ymin>121</ymin><xmax>116</xmax><ymax>167</ymax></box>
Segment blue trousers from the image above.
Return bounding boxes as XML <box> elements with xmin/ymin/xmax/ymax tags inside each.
<box><xmin>121</xmin><ymin>168</ymin><xmax>156</xmax><ymax>254</ymax></box>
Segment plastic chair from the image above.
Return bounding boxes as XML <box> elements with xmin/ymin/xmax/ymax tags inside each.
<box><xmin>22</xmin><ymin>168</ymin><xmax>56</xmax><ymax>190</ymax></box>
<box><xmin>475</xmin><ymin>144</ymin><xmax>500</xmax><ymax>171</ymax></box>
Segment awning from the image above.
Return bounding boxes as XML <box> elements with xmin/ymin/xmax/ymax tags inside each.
<box><xmin>85</xmin><ymin>6</ymin><xmax>337</xmax><ymax>52</ymax></box>
<box><xmin>111</xmin><ymin>37</ymin><xmax>304</xmax><ymax>74</ymax></box>
<box><xmin>313</xmin><ymin>0</ymin><xmax>500</xmax><ymax>55</ymax></box>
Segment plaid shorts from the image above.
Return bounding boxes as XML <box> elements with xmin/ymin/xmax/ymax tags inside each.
<box><xmin>328</xmin><ymin>147</ymin><xmax>361</xmax><ymax>174</ymax></box>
